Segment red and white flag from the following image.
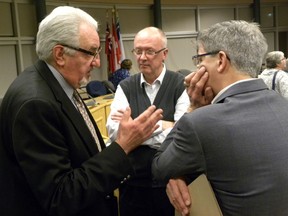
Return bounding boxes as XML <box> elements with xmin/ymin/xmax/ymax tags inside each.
<box><xmin>105</xmin><ymin>21</ymin><xmax>115</xmax><ymax>74</ymax></box>
<box><xmin>115</xmin><ymin>9</ymin><xmax>126</xmax><ymax>62</ymax></box>
<box><xmin>105</xmin><ymin>6</ymin><xmax>126</xmax><ymax>74</ymax></box>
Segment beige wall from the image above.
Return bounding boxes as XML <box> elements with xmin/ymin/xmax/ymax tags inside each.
<box><xmin>0</xmin><ymin>0</ymin><xmax>287</xmax><ymax>98</ymax></box>
<box><xmin>60</xmin><ymin>0</ymin><xmax>288</xmax><ymax>4</ymax></box>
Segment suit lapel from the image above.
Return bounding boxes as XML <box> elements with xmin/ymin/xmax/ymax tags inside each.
<box><xmin>34</xmin><ymin>60</ymin><xmax>102</xmax><ymax>154</ymax></box>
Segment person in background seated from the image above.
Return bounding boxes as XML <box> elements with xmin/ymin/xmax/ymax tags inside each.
<box><xmin>0</xmin><ymin>6</ymin><xmax>163</xmax><ymax>216</ymax></box>
<box><xmin>109</xmin><ymin>59</ymin><xmax>132</xmax><ymax>89</ymax></box>
<box><xmin>258</xmin><ymin>51</ymin><xmax>288</xmax><ymax>99</ymax></box>
<box><xmin>152</xmin><ymin>20</ymin><xmax>288</xmax><ymax>216</ymax></box>
<box><xmin>106</xmin><ymin>26</ymin><xmax>190</xmax><ymax>216</ymax></box>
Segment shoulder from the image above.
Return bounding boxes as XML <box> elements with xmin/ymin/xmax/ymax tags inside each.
<box><xmin>177</xmin><ymin>107</ymin><xmax>212</xmax><ymax>131</ymax></box>
<box><xmin>165</xmin><ymin>70</ymin><xmax>185</xmax><ymax>85</ymax></box>
<box><xmin>277</xmin><ymin>70</ymin><xmax>288</xmax><ymax>76</ymax></box>
<box><xmin>163</xmin><ymin>70</ymin><xmax>185</xmax><ymax>91</ymax></box>
<box><xmin>122</xmin><ymin>73</ymin><xmax>140</xmax><ymax>82</ymax></box>
<box><xmin>166</xmin><ymin>70</ymin><xmax>184</xmax><ymax>79</ymax></box>
<box><xmin>277</xmin><ymin>70</ymin><xmax>288</xmax><ymax>81</ymax></box>
<box><xmin>119</xmin><ymin>73</ymin><xmax>140</xmax><ymax>91</ymax></box>
<box><xmin>260</xmin><ymin>69</ymin><xmax>275</xmax><ymax>76</ymax></box>
<box><xmin>114</xmin><ymin>68</ymin><xmax>122</xmax><ymax>73</ymax></box>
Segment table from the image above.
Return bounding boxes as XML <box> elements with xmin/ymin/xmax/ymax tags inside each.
<box><xmin>86</xmin><ymin>94</ymin><xmax>113</xmax><ymax>138</ymax></box>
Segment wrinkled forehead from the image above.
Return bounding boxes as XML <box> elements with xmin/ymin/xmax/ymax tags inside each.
<box><xmin>78</xmin><ymin>23</ymin><xmax>100</xmax><ymax>47</ymax></box>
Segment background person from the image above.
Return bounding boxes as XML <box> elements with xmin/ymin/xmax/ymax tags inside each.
<box><xmin>0</xmin><ymin>6</ymin><xmax>163</xmax><ymax>216</ymax></box>
<box><xmin>152</xmin><ymin>20</ymin><xmax>288</xmax><ymax>216</ymax></box>
<box><xmin>106</xmin><ymin>26</ymin><xmax>190</xmax><ymax>216</ymax></box>
<box><xmin>259</xmin><ymin>51</ymin><xmax>288</xmax><ymax>99</ymax></box>
<box><xmin>109</xmin><ymin>58</ymin><xmax>132</xmax><ymax>89</ymax></box>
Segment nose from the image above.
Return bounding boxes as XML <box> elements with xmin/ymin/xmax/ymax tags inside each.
<box><xmin>139</xmin><ymin>52</ymin><xmax>147</xmax><ymax>60</ymax></box>
<box><xmin>91</xmin><ymin>56</ymin><xmax>100</xmax><ymax>68</ymax></box>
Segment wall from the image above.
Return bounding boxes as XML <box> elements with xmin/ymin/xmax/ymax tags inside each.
<box><xmin>0</xmin><ymin>0</ymin><xmax>287</xmax><ymax>98</ymax></box>
<box><xmin>61</xmin><ymin>0</ymin><xmax>288</xmax><ymax>4</ymax></box>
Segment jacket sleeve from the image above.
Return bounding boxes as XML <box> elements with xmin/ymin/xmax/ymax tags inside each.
<box><xmin>152</xmin><ymin>114</ymin><xmax>206</xmax><ymax>183</ymax></box>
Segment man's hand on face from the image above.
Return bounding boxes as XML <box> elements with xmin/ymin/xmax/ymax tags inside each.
<box><xmin>184</xmin><ymin>67</ymin><xmax>214</xmax><ymax>112</ymax></box>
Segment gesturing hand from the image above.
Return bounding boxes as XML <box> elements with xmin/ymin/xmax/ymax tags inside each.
<box><xmin>116</xmin><ymin>105</ymin><xmax>163</xmax><ymax>154</ymax></box>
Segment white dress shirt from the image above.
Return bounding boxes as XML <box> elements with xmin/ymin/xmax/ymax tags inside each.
<box><xmin>106</xmin><ymin>65</ymin><xmax>190</xmax><ymax>149</ymax></box>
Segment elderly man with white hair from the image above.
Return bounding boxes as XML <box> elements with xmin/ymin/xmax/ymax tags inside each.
<box><xmin>259</xmin><ymin>51</ymin><xmax>288</xmax><ymax>99</ymax></box>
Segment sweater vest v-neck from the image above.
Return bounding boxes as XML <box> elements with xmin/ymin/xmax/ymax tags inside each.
<box><xmin>120</xmin><ymin>70</ymin><xmax>185</xmax><ymax>122</ymax></box>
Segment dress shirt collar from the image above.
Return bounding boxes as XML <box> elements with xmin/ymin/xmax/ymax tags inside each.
<box><xmin>212</xmin><ymin>78</ymin><xmax>256</xmax><ymax>104</ymax></box>
<box><xmin>140</xmin><ymin>63</ymin><xmax>166</xmax><ymax>88</ymax></box>
<box><xmin>46</xmin><ymin>62</ymin><xmax>74</xmax><ymax>101</ymax></box>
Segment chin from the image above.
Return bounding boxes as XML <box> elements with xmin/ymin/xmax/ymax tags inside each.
<box><xmin>79</xmin><ymin>76</ymin><xmax>91</xmax><ymax>87</ymax></box>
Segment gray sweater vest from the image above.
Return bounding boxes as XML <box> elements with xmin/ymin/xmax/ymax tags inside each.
<box><xmin>119</xmin><ymin>70</ymin><xmax>186</xmax><ymax>187</ymax></box>
<box><xmin>120</xmin><ymin>70</ymin><xmax>185</xmax><ymax>122</ymax></box>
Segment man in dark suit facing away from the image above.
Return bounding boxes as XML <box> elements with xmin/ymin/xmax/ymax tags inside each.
<box><xmin>153</xmin><ymin>20</ymin><xmax>288</xmax><ymax>216</ymax></box>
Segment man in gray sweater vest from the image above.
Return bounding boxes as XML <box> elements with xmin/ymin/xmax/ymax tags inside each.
<box><xmin>106</xmin><ymin>27</ymin><xmax>189</xmax><ymax>216</ymax></box>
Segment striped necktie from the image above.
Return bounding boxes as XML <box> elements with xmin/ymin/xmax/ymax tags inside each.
<box><xmin>73</xmin><ymin>91</ymin><xmax>102</xmax><ymax>152</ymax></box>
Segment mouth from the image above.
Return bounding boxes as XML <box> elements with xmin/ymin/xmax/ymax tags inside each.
<box><xmin>140</xmin><ymin>64</ymin><xmax>149</xmax><ymax>68</ymax></box>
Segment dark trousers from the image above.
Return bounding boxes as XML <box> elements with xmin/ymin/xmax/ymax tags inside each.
<box><xmin>119</xmin><ymin>184</ymin><xmax>174</xmax><ymax>216</ymax></box>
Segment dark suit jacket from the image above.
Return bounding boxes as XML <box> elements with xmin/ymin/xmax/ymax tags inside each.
<box><xmin>153</xmin><ymin>79</ymin><xmax>288</xmax><ymax>215</ymax></box>
<box><xmin>0</xmin><ymin>60</ymin><xmax>133</xmax><ymax>216</ymax></box>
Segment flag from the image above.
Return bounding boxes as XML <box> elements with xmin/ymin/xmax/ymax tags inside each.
<box><xmin>105</xmin><ymin>21</ymin><xmax>115</xmax><ymax>76</ymax></box>
<box><xmin>115</xmin><ymin>9</ymin><xmax>126</xmax><ymax>62</ymax></box>
<box><xmin>112</xmin><ymin>8</ymin><xmax>121</xmax><ymax>70</ymax></box>
<box><xmin>105</xmin><ymin>6</ymin><xmax>126</xmax><ymax>75</ymax></box>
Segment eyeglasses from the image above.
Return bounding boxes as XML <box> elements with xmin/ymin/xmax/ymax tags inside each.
<box><xmin>132</xmin><ymin>47</ymin><xmax>167</xmax><ymax>56</ymax></box>
<box><xmin>60</xmin><ymin>44</ymin><xmax>102</xmax><ymax>59</ymax></box>
<box><xmin>192</xmin><ymin>51</ymin><xmax>220</xmax><ymax>66</ymax></box>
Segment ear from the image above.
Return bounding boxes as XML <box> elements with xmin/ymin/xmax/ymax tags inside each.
<box><xmin>163</xmin><ymin>48</ymin><xmax>168</xmax><ymax>59</ymax></box>
<box><xmin>53</xmin><ymin>45</ymin><xmax>66</xmax><ymax>66</ymax></box>
<box><xmin>217</xmin><ymin>51</ymin><xmax>229</xmax><ymax>73</ymax></box>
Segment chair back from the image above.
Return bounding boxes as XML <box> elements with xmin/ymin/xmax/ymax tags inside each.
<box><xmin>86</xmin><ymin>80</ymin><xmax>108</xmax><ymax>97</ymax></box>
<box><xmin>102</xmin><ymin>80</ymin><xmax>116</xmax><ymax>93</ymax></box>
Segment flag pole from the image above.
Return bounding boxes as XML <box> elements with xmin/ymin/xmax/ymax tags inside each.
<box><xmin>105</xmin><ymin>9</ymin><xmax>112</xmax><ymax>78</ymax></box>
<box><xmin>115</xmin><ymin>7</ymin><xmax>126</xmax><ymax>62</ymax></box>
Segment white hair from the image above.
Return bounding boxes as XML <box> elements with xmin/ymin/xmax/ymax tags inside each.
<box><xmin>36</xmin><ymin>6</ymin><xmax>98</xmax><ymax>62</ymax></box>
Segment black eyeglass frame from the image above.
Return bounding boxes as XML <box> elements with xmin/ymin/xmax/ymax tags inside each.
<box><xmin>131</xmin><ymin>47</ymin><xmax>167</xmax><ymax>56</ymax></box>
<box><xmin>60</xmin><ymin>44</ymin><xmax>102</xmax><ymax>58</ymax></box>
<box><xmin>192</xmin><ymin>50</ymin><xmax>220</xmax><ymax>66</ymax></box>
